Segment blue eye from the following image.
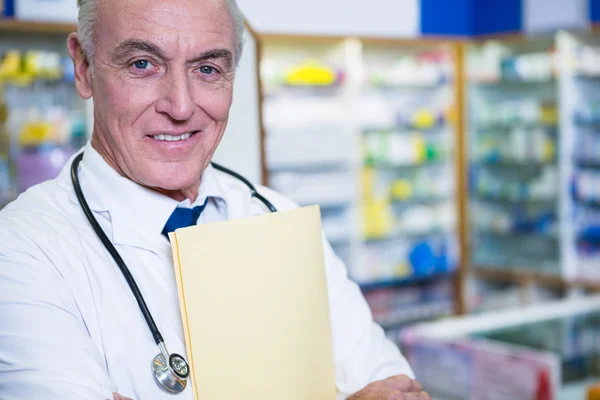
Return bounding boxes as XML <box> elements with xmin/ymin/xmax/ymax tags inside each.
<box><xmin>199</xmin><ymin>66</ymin><xmax>216</xmax><ymax>74</ymax></box>
<box><xmin>133</xmin><ymin>60</ymin><xmax>152</xmax><ymax>70</ymax></box>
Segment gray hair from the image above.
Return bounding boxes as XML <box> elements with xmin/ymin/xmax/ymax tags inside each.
<box><xmin>76</xmin><ymin>0</ymin><xmax>245</xmax><ymax>66</ymax></box>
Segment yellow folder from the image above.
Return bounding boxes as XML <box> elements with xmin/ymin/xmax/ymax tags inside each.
<box><xmin>169</xmin><ymin>205</ymin><xmax>336</xmax><ymax>400</ymax></box>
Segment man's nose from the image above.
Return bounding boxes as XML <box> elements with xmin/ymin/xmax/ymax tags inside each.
<box><xmin>155</xmin><ymin>71</ymin><xmax>195</xmax><ymax>121</ymax></box>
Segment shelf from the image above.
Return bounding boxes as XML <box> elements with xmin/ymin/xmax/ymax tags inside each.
<box><xmin>573</xmin><ymin>120</ymin><xmax>600</xmax><ymax>130</ymax></box>
<box><xmin>474</xmin><ymin>122</ymin><xmax>558</xmax><ymax>131</ymax></box>
<box><xmin>575</xmin><ymin>72</ymin><xmax>600</xmax><ymax>79</ymax></box>
<box><xmin>366</xmin><ymin>159</ymin><xmax>448</xmax><ymax>169</ymax></box>
<box><xmin>474</xmin><ymin>229</ymin><xmax>558</xmax><ymax>240</ymax></box>
<box><xmin>575</xmin><ymin>158</ymin><xmax>600</xmax><ymax>169</ymax></box>
<box><xmin>472</xmin><ymin>267</ymin><xmax>600</xmax><ymax>291</ymax></box>
<box><xmin>392</xmin><ymin>197</ymin><xmax>451</xmax><ymax>206</ymax></box>
<box><xmin>474</xmin><ymin>193</ymin><xmax>557</xmax><ymax>205</ymax></box>
<box><xmin>263</xmin><ymin>84</ymin><xmax>342</xmax><ymax>98</ymax></box>
<box><xmin>477</xmin><ymin>158</ymin><xmax>556</xmax><ymax>168</ymax></box>
<box><xmin>0</xmin><ymin>18</ymin><xmax>76</xmax><ymax>35</ymax></box>
<box><xmin>291</xmin><ymin>196</ymin><xmax>351</xmax><ymax>208</ymax></box>
<box><xmin>471</xmin><ymin>76</ymin><xmax>556</xmax><ymax>86</ymax></box>
<box><xmin>362</xmin><ymin>123</ymin><xmax>446</xmax><ymax>133</ymax></box>
<box><xmin>374</xmin><ymin>300</ymin><xmax>454</xmax><ymax>328</ymax></box>
<box><xmin>267</xmin><ymin>159</ymin><xmax>352</xmax><ymax>172</ymax></box>
<box><xmin>364</xmin><ymin>228</ymin><xmax>453</xmax><ymax>243</ymax></box>
<box><xmin>358</xmin><ymin>271</ymin><xmax>455</xmax><ymax>292</ymax></box>
<box><xmin>365</xmin><ymin>81</ymin><xmax>450</xmax><ymax>90</ymax></box>
<box><xmin>574</xmin><ymin>197</ymin><xmax>600</xmax><ymax>209</ymax></box>
<box><xmin>472</xmin><ymin>267</ymin><xmax>569</xmax><ymax>289</ymax></box>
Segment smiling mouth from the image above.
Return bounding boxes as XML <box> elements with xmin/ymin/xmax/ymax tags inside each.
<box><xmin>151</xmin><ymin>131</ymin><xmax>199</xmax><ymax>142</ymax></box>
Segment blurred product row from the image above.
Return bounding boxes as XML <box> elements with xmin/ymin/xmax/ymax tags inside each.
<box><xmin>0</xmin><ymin>47</ymin><xmax>87</xmax><ymax>206</ymax></box>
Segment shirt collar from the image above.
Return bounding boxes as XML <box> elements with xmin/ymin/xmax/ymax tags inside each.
<box><xmin>70</xmin><ymin>141</ymin><xmax>228</xmax><ymax>249</ymax></box>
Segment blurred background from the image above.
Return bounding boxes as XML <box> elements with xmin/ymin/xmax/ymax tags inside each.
<box><xmin>3</xmin><ymin>0</ymin><xmax>600</xmax><ymax>398</ymax></box>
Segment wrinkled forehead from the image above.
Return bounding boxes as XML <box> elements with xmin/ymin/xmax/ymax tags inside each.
<box><xmin>96</xmin><ymin>0</ymin><xmax>235</xmax><ymax>54</ymax></box>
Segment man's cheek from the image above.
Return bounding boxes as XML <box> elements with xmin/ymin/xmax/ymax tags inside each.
<box><xmin>201</xmin><ymin>91</ymin><xmax>233</xmax><ymax>121</ymax></box>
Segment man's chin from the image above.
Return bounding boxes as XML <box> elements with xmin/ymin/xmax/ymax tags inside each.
<box><xmin>137</xmin><ymin>162</ymin><xmax>203</xmax><ymax>199</ymax></box>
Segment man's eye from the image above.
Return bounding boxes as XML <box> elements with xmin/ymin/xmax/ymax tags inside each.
<box><xmin>199</xmin><ymin>66</ymin><xmax>217</xmax><ymax>75</ymax></box>
<box><xmin>133</xmin><ymin>60</ymin><xmax>153</xmax><ymax>70</ymax></box>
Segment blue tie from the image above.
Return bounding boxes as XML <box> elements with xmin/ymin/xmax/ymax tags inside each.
<box><xmin>162</xmin><ymin>199</ymin><xmax>209</xmax><ymax>239</ymax></box>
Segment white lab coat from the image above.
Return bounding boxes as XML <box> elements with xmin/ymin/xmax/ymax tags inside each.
<box><xmin>0</xmin><ymin>142</ymin><xmax>413</xmax><ymax>400</ymax></box>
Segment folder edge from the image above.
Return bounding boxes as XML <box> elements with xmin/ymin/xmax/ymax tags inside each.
<box><xmin>169</xmin><ymin>231</ymin><xmax>199</xmax><ymax>400</ymax></box>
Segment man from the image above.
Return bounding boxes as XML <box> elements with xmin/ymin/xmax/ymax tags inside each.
<box><xmin>0</xmin><ymin>0</ymin><xmax>430</xmax><ymax>399</ymax></box>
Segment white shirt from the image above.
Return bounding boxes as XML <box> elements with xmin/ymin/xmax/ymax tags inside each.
<box><xmin>0</xmin><ymin>142</ymin><xmax>413</xmax><ymax>400</ymax></box>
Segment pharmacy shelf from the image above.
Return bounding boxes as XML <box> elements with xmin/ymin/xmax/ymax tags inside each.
<box><xmin>557</xmin><ymin>31</ymin><xmax>600</xmax><ymax>286</ymax></box>
<box><xmin>474</xmin><ymin>193</ymin><xmax>557</xmax><ymax>205</ymax></box>
<box><xmin>474</xmin><ymin>122</ymin><xmax>558</xmax><ymax>131</ymax></box>
<box><xmin>375</xmin><ymin>300</ymin><xmax>454</xmax><ymax>329</ymax></box>
<box><xmin>391</xmin><ymin>196</ymin><xmax>451</xmax><ymax>206</ymax></box>
<box><xmin>574</xmin><ymin>158</ymin><xmax>600</xmax><ymax>169</ymax></box>
<box><xmin>474</xmin><ymin>229</ymin><xmax>558</xmax><ymax>240</ymax></box>
<box><xmin>463</xmin><ymin>35</ymin><xmax>581</xmax><ymax>315</ymax></box>
<box><xmin>477</xmin><ymin>159</ymin><xmax>557</xmax><ymax>168</ymax></box>
<box><xmin>472</xmin><ymin>76</ymin><xmax>556</xmax><ymax>86</ymax></box>
<box><xmin>473</xmin><ymin>267</ymin><xmax>600</xmax><ymax>292</ymax></box>
<box><xmin>364</xmin><ymin>82</ymin><xmax>449</xmax><ymax>90</ymax></box>
<box><xmin>0</xmin><ymin>18</ymin><xmax>91</xmax><ymax>215</ymax></box>
<box><xmin>365</xmin><ymin>160</ymin><xmax>449</xmax><ymax>169</ymax></box>
<box><xmin>257</xmin><ymin>35</ymin><xmax>465</xmax><ymax>323</ymax></box>
<box><xmin>364</xmin><ymin>229</ymin><xmax>454</xmax><ymax>243</ymax></box>
<box><xmin>0</xmin><ymin>19</ymin><xmax>76</xmax><ymax>34</ymax></box>
<box><xmin>263</xmin><ymin>85</ymin><xmax>343</xmax><ymax>98</ymax></box>
<box><xmin>359</xmin><ymin>271</ymin><xmax>454</xmax><ymax>292</ymax></box>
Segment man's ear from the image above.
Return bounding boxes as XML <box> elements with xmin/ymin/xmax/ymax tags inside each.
<box><xmin>67</xmin><ymin>32</ymin><xmax>93</xmax><ymax>99</ymax></box>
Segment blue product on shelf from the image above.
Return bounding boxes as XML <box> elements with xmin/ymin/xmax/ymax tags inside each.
<box><xmin>409</xmin><ymin>241</ymin><xmax>436</xmax><ymax>276</ymax></box>
<box><xmin>0</xmin><ymin>158</ymin><xmax>11</xmax><ymax>205</ymax></box>
<box><xmin>578</xmin><ymin>226</ymin><xmax>600</xmax><ymax>243</ymax></box>
<box><xmin>435</xmin><ymin>241</ymin><xmax>449</xmax><ymax>271</ymax></box>
<box><xmin>3</xmin><ymin>0</ymin><xmax>15</xmax><ymax>17</ymax></box>
<box><xmin>62</xmin><ymin>56</ymin><xmax>75</xmax><ymax>83</ymax></box>
<box><xmin>69</xmin><ymin>114</ymin><xmax>87</xmax><ymax>149</ymax></box>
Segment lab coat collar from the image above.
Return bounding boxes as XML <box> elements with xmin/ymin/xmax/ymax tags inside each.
<box><xmin>68</xmin><ymin>142</ymin><xmax>228</xmax><ymax>250</ymax></box>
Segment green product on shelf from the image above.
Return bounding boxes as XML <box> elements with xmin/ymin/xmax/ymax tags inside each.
<box><xmin>363</xmin><ymin>131</ymin><xmax>390</xmax><ymax>166</ymax></box>
<box><xmin>426</xmin><ymin>144</ymin><xmax>438</xmax><ymax>161</ymax></box>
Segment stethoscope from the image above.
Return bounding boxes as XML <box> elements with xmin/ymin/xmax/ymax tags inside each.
<box><xmin>70</xmin><ymin>152</ymin><xmax>277</xmax><ymax>394</ymax></box>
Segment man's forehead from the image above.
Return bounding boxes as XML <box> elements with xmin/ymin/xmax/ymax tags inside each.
<box><xmin>97</xmin><ymin>0</ymin><xmax>235</xmax><ymax>51</ymax></box>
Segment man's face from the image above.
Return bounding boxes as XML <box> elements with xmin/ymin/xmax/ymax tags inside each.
<box><xmin>87</xmin><ymin>0</ymin><xmax>236</xmax><ymax>198</ymax></box>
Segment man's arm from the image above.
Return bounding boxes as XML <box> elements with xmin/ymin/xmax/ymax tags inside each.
<box><xmin>347</xmin><ymin>375</ymin><xmax>431</xmax><ymax>400</ymax></box>
<box><xmin>0</xmin><ymin>248</ymin><xmax>117</xmax><ymax>399</ymax></box>
<box><xmin>322</xmin><ymin>238</ymin><xmax>418</xmax><ymax>399</ymax></box>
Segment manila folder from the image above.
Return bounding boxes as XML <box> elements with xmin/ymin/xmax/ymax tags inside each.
<box><xmin>169</xmin><ymin>205</ymin><xmax>336</xmax><ymax>400</ymax></box>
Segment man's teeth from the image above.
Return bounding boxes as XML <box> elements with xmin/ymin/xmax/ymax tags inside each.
<box><xmin>153</xmin><ymin>133</ymin><xmax>193</xmax><ymax>141</ymax></box>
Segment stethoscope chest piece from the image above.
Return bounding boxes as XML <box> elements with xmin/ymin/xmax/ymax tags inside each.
<box><xmin>152</xmin><ymin>351</ymin><xmax>190</xmax><ymax>394</ymax></box>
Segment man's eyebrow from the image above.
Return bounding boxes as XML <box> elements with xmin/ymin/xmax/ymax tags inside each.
<box><xmin>188</xmin><ymin>49</ymin><xmax>233</xmax><ymax>70</ymax></box>
<box><xmin>112</xmin><ymin>39</ymin><xmax>168</xmax><ymax>60</ymax></box>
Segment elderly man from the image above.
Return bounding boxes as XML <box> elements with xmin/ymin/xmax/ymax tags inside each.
<box><xmin>0</xmin><ymin>0</ymin><xmax>429</xmax><ymax>399</ymax></box>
